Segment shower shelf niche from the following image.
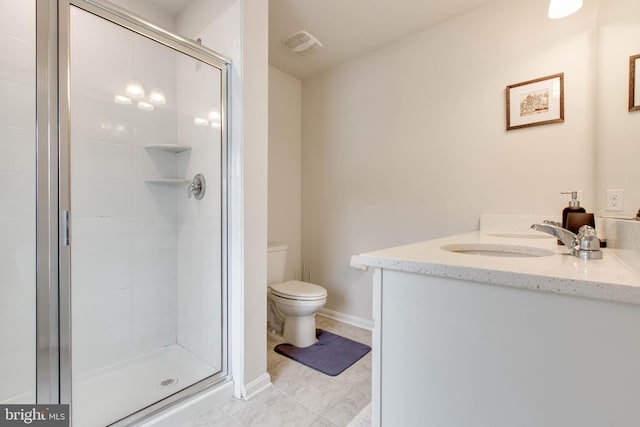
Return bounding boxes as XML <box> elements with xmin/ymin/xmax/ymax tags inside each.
<box><xmin>143</xmin><ymin>144</ymin><xmax>192</xmax><ymax>153</ymax></box>
<box><xmin>143</xmin><ymin>144</ymin><xmax>192</xmax><ymax>184</ymax></box>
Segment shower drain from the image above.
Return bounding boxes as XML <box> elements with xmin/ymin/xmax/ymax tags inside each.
<box><xmin>159</xmin><ymin>378</ymin><xmax>179</xmax><ymax>387</ymax></box>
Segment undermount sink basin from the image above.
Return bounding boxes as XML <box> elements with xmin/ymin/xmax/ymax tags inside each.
<box><xmin>486</xmin><ymin>232</ymin><xmax>553</xmax><ymax>239</ymax></box>
<box><xmin>441</xmin><ymin>243</ymin><xmax>556</xmax><ymax>258</ymax></box>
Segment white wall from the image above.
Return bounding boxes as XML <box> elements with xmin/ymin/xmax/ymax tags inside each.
<box><xmin>178</xmin><ymin>0</ymin><xmax>270</xmax><ymax>398</ymax></box>
<box><xmin>268</xmin><ymin>66</ymin><xmax>302</xmax><ymax>281</ymax></box>
<box><xmin>301</xmin><ymin>0</ymin><xmax>599</xmax><ymax>322</ymax></box>
<box><xmin>596</xmin><ymin>0</ymin><xmax>640</xmax><ymax>217</ymax></box>
<box><xmin>0</xmin><ymin>0</ymin><xmax>35</xmax><ymax>403</ymax></box>
<box><xmin>238</xmin><ymin>0</ymin><xmax>269</xmax><ymax>396</ymax></box>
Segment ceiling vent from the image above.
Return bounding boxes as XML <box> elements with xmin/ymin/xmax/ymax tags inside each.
<box><xmin>282</xmin><ymin>31</ymin><xmax>323</xmax><ymax>55</ymax></box>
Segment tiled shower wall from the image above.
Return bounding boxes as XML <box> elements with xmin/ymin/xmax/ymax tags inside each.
<box><xmin>0</xmin><ymin>1</ymin><xmax>36</xmax><ymax>403</ymax></box>
<box><xmin>71</xmin><ymin>8</ymin><xmax>181</xmax><ymax>376</ymax></box>
<box><xmin>70</xmin><ymin>7</ymin><xmax>223</xmax><ymax>377</ymax></box>
<box><xmin>176</xmin><ymin>56</ymin><xmax>222</xmax><ymax>369</ymax></box>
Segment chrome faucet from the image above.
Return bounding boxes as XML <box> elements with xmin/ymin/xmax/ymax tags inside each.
<box><xmin>531</xmin><ymin>223</ymin><xmax>603</xmax><ymax>259</ymax></box>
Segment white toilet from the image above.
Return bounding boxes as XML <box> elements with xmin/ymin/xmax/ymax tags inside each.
<box><xmin>267</xmin><ymin>243</ymin><xmax>327</xmax><ymax>348</ymax></box>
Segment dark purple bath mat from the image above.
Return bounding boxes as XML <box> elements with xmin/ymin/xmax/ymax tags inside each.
<box><xmin>274</xmin><ymin>329</ymin><xmax>371</xmax><ymax>376</ymax></box>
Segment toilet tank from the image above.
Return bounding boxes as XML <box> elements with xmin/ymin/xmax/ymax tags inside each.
<box><xmin>267</xmin><ymin>242</ymin><xmax>288</xmax><ymax>286</ymax></box>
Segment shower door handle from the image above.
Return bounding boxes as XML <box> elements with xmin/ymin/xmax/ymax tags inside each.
<box><xmin>61</xmin><ymin>210</ymin><xmax>70</xmax><ymax>246</ymax></box>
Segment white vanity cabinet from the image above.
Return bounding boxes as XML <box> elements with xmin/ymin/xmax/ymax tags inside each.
<box><xmin>362</xmin><ymin>232</ymin><xmax>640</xmax><ymax>427</ymax></box>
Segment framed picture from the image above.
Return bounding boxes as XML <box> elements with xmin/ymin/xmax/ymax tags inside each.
<box><xmin>506</xmin><ymin>73</ymin><xmax>564</xmax><ymax>131</ymax></box>
<box><xmin>630</xmin><ymin>54</ymin><xmax>640</xmax><ymax>112</ymax></box>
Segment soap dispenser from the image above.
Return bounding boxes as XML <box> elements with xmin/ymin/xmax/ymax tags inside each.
<box><xmin>559</xmin><ymin>191</ymin><xmax>586</xmax><ymax>244</ymax></box>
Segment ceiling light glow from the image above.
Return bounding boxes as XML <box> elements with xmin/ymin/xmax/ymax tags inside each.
<box><xmin>137</xmin><ymin>101</ymin><xmax>154</xmax><ymax>111</ymax></box>
<box><xmin>126</xmin><ymin>80</ymin><xmax>145</xmax><ymax>99</ymax></box>
<box><xmin>208</xmin><ymin>110</ymin><xmax>220</xmax><ymax>121</ymax></box>
<box><xmin>149</xmin><ymin>88</ymin><xmax>166</xmax><ymax>105</ymax></box>
<box><xmin>114</xmin><ymin>95</ymin><xmax>132</xmax><ymax>105</ymax></box>
<box><xmin>548</xmin><ymin>0</ymin><xmax>583</xmax><ymax>19</ymax></box>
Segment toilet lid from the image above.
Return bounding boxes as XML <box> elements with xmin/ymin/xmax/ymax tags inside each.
<box><xmin>270</xmin><ymin>280</ymin><xmax>327</xmax><ymax>300</ymax></box>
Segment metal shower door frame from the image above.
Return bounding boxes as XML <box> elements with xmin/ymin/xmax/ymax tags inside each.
<box><xmin>35</xmin><ymin>0</ymin><xmax>62</xmax><ymax>405</ymax></box>
<box><xmin>36</xmin><ymin>0</ymin><xmax>232</xmax><ymax>423</ymax></box>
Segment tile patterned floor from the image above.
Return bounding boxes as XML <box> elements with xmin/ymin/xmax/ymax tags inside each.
<box><xmin>181</xmin><ymin>316</ymin><xmax>372</xmax><ymax>427</ymax></box>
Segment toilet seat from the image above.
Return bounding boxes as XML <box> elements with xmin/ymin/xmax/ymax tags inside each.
<box><xmin>270</xmin><ymin>280</ymin><xmax>327</xmax><ymax>301</ymax></box>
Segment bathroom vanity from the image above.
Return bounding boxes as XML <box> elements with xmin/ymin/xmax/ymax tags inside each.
<box><xmin>358</xmin><ymin>229</ymin><xmax>640</xmax><ymax>427</ymax></box>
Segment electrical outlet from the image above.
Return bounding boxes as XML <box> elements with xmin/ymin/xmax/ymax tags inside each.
<box><xmin>606</xmin><ymin>189</ymin><xmax>624</xmax><ymax>211</ymax></box>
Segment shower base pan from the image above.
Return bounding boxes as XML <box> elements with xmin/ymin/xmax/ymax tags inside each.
<box><xmin>74</xmin><ymin>344</ymin><xmax>217</xmax><ymax>427</ymax></box>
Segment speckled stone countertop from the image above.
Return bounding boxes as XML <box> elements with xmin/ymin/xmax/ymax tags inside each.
<box><xmin>357</xmin><ymin>231</ymin><xmax>640</xmax><ymax>306</ymax></box>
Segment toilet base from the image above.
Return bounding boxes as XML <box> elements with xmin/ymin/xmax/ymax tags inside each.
<box><xmin>282</xmin><ymin>314</ymin><xmax>318</xmax><ymax>348</ymax></box>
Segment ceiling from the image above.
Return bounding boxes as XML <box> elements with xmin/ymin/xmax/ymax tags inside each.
<box><xmin>144</xmin><ymin>0</ymin><xmax>500</xmax><ymax>79</ymax></box>
<box><xmin>269</xmin><ymin>0</ymin><xmax>498</xmax><ymax>79</ymax></box>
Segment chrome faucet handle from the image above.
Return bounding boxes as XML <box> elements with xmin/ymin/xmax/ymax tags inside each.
<box><xmin>543</xmin><ymin>220</ymin><xmax>562</xmax><ymax>227</ymax></box>
<box><xmin>571</xmin><ymin>225</ymin><xmax>603</xmax><ymax>259</ymax></box>
<box><xmin>530</xmin><ymin>223</ymin><xmax>603</xmax><ymax>260</ymax></box>
<box><xmin>188</xmin><ymin>181</ymin><xmax>199</xmax><ymax>198</ymax></box>
<box><xmin>187</xmin><ymin>174</ymin><xmax>206</xmax><ymax>200</ymax></box>
<box><xmin>576</xmin><ymin>225</ymin><xmax>600</xmax><ymax>252</ymax></box>
<box><xmin>530</xmin><ymin>223</ymin><xmax>576</xmax><ymax>248</ymax></box>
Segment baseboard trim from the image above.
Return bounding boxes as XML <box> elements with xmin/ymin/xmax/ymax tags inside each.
<box><xmin>241</xmin><ymin>372</ymin><xmax>272</xmax><ymax>401</ymax></box>
<box><xmin>318</xmin><ymin>308</ymin><xmax>374</xmax><ymax>331</ymax></box>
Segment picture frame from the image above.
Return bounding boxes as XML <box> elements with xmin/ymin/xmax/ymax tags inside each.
<box><xmin>629</xmin><ymin>54</ymin><xmax>640</xmax><ymax>112</ymax></box>
<box><xmin>506</xmin><ymin>73</ymin><xmax>564</xmax><ymax>131</ymax></box>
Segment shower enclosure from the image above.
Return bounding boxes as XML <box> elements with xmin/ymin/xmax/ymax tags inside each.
<box><xmin>0</xmin><ymin>1</ymin><xmax>230</xmax><ymax>426</ymax></box>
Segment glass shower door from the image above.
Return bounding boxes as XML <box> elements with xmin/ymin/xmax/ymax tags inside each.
<box><xmin>68</xmin><ymin>6</ymin><xmax>225</xmax><ymax>426</ymax></box>
<box><xmin>0</xmin><ymin>0</ymin><xmax>36</xmax><ymax>405</ymax></box>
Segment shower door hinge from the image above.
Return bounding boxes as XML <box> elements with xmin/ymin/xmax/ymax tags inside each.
<box><xmin>61</xmin><ymin>210</ymin><xmax>70</xmax><ymax>246</ymax></box>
